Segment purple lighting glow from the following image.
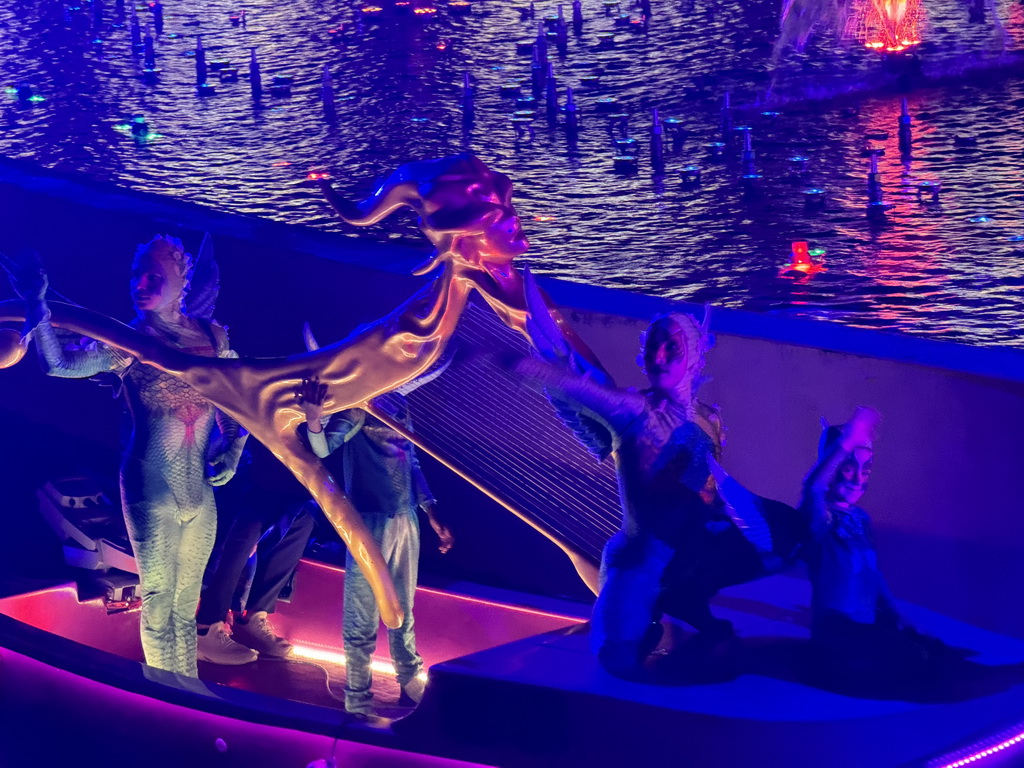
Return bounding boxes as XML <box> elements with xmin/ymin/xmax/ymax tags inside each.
<box><xmin>931</xmin><ymin>722</ymin><xmax>1024</xmax><ymax>768</ymax></box>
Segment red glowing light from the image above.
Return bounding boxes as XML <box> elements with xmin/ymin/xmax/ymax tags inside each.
<box><xmin>306</xmin><ymin>172</ymin><xmax>331</xmax><ymax>181</ymax></box>
<box><xmin>436</xmin><ymin>41</ymin><xmax>448</xmax><ymax>50</ymax></box>
<box><xmin>532</xmin><ymin>215</ymin><xmax>556</xmax><ymax>222</ymax></box>
<box><xmin>361</xmin><ymin>5</ymin><xmax>383</xmax><ymax>12</ymax></box>
<box><xmin>271</xmin><ymin>161</ymin><xmax>292</xmax><ymax>167</ymax></box>
<box><xmin>780</xmin><ymin>241</ymin><xmax>827</xmax><ymax>278</ymax></box>
<box><xmin>853</xmin><ymin>0</ymin><xmax>924</xmax><ymax>54</ymax></box>
<box><xmin>414</xmin><ymin>6</ymin><xmax>438</xmax><ymax>13</ymax></box>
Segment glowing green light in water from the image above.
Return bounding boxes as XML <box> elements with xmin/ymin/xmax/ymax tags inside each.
<box><xmin>808</xmin><ymin>247</ymin><xmax>826</xmax><ymax>257</ymax></box>
<box><xmin>27</xmin><ymin>95</ymin><xmax>45</xmax><ymax>103</ymax></box>
<box><xmin>4</xmin><ymin>87</ymin><xmax>17</xmax><ymax>95</ymax></box>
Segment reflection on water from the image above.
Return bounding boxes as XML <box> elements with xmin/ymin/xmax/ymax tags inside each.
<box><xmin>0</xmin><ymin>0</ymin><xmax>1022</xmax><ymax>346</ymax></box>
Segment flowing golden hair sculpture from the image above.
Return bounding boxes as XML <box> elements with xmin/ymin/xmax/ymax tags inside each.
<box><xmin>0</xmin><ymin>154</ymin><xmax>600</xmax><ymax>624</ymax></box>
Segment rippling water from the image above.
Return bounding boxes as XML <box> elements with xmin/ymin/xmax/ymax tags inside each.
<box><xmin>1</xmin><ymin>0</ymin><xmax>1023</xmax><ymax>346</ymax></box>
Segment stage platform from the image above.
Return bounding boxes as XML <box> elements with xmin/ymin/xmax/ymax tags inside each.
<box><xmin>4</xmin><ymin>560</ymin><xmax>1024</xmax><ymax>767</ymax></box>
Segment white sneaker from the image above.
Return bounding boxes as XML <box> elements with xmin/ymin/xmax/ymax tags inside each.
<box><xmin>232</xmin><ymin>611</ymin><xmax>294</xmax><ymax>658</ymax></box>
<box><xmin>197</xmin><ymin>622</ymin><xmax>259</xmax><ymax>665</ymax></box>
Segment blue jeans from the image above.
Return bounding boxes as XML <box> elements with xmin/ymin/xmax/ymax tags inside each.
<box><xmin>343</xmin><ymin>511</ymin><xmax>422</xmax><ymax>712</ymax></box>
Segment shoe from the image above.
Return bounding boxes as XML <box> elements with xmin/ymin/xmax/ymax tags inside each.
<box><xmin>232</xmin><ymin>611</ymin><xmax>294</xmax><ymax>657</ymax></box>
<box><xmin>398</xmin><ymin>676</ymin><xmax>426</xmax><ymax>707</ymax></box>
<box><xmin>197</xmin><ymin>622</ymin><xmax>259</xmax><ymax>665</ymax></box>
<box><xmin>345</xmin><ymin>694</ymin><xmax>376</xmax><ymax>718</ymax></box>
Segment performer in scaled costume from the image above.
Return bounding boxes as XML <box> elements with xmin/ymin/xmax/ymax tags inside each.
<box><xmin>297</xmin><ymin>379</ymin><xmax>452</xmax><ymax>716</ymax></box>
<box><xmin>514</xmin><ymin>301</ymin><xmax>806</xmax><ymax>679</ymax></box>
<box><xmin>0</xmin><ymin>154</ymin><xmax>587</xmax><ymax>631</ymax></box>
<box><xmin>10</xmin><ymin>237</ymin><xmax>246</xmax><ymax>676</ymax></box>
<box><xmin>513</xmin><ymin>310</ymin><xmax>727</xmax><ymax>677</ymax></box>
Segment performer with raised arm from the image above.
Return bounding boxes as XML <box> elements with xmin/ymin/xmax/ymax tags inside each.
<box><xmin>512</xmin><ymin>310</ymin><xmax>728</xmax><ymax>679</ymax></box>
<box><xmin>296</xmin><ymin>378</ymin><xmax>451</xmax><ymax>717</ymax></box>
<box><xmin>9</xmin><ymin>237</ymin><xmax>246</xmax><ymax>677</ymax></box>
<box><xmin>801</xmin><ymin>406</ymin><xmax>942</xmax><ymax>691</ymax></box>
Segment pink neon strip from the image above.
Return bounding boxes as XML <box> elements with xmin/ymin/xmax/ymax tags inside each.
<box><xmin>933</xmin><ymin>724</ymin><xmax>1024</xmax><ymax>767</ymax></box>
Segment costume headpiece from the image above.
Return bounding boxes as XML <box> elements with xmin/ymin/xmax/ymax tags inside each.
<box><xmin>637</xmin><ymin>306</ymin><xmax>713</xmax><ymax>392</ymax></box>
<box><xmin>133</xmin><ymin>234</ymin><xmax>195</xmax><ymax>305</ymax></box>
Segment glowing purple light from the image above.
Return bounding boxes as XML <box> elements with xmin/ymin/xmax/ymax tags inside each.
<box><xmin>931</xmin><ymin>723</ymin><xmax>1024</xmax><ymax>768</ymax></box>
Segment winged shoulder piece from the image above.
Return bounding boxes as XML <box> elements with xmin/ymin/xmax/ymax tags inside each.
<box><xmin>185</xmin><ymin>232</ymin><xmax>220</xmax><ymax>322</ymax></box>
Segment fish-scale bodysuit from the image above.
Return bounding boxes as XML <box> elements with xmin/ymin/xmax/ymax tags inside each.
<box><xmin>34</xmin><ymin>317</ymin><xmax>238</xmax><ymax>676</ymax></box>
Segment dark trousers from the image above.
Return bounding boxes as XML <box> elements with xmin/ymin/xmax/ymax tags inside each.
<box><xmin>197</xmin><ymin>496</ymin><xmax>315</xmax><ymax>625</ymax></box>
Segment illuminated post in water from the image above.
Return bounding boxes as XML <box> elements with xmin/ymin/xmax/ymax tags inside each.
<box><xmin>195</xmin><ymin>36</ymin><xmax>208</xmax><ymax>86</ymax></box>
<box><xmin>866</xmin><ymin>149</ymin><xmax>888</xmax><ymax>218</ymax></box>
<box><xmin>143</xmin><ymin>33</ymin><xmax>156</xmax><ymax>70</ymax></box>
<box><xmin>545</xmin><ymin>63</ymin><xmax>558</xmax><ymax>123</ymax></box>
<box><xmin>720</xmin><ymin>91</ymin><xmax>733</xmax><ymax>143</ymax></box>
<box><xmin>531</xmin><ymin>46</ymin><xmax>545</xmax><ymax>96</ymax></box>
<box><xmin>535</xmin><ymin>22</ymin><xmax>548</xmax><ymax>66</ymax></box>
<box><xmin>897</xmin><ymin>98</ymin><xmax>912</xmax><ymax>158</ymax></box>
<box><xmin>130</xmin><ymin>7</ymin><xmax>142</xmax><ymax>50</ymax></box>
<box><xmin>462</xmin><ymin>71</ymin><xmax>475</xmax><ymax>126</ymax></box>
<box><xmin>249</xmin><ymin>47</ymin><xmax>262</xmax><ymax>99</ymax></box>
<box><xmin>151</xmin><ymin>0</ymin><xmax>164</xmax><ymax>34</ymax></box>
<box><xmin>556</xmin><ymin>5</ymin><xmax>569</xmax><ymax>55</ymax></box>
<box><xmin>649</xmin><ymin>107</ymin><xmax>664</xmax><ymax>172</ymax></box>
<box><xmin>322</xmin><ymin>64</ymin><xmax>336</xmax><ymax>120</ymax></box>
<box><xmin>564</xmin><ymin>86</ymin><xmax>579</xmax><ymax>135</ymax></box>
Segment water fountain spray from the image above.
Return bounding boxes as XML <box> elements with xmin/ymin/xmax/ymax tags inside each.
<box><xmin>249</xmin><ymin>47</ymin><xmax>262</xmax><ymax>99</ymax></box>
<box><xmin>897</xmin><ymin>97</ymin><xmax>912</xmax><ymax>158</ymax></box>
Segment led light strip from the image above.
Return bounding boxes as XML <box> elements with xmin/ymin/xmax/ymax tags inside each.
<box><xmin>291</xmin><ymin>645</ymin><xmax>427</xmax><ymax>681</ymax></box>
<box><xmin>930</xmin><ymin>722</ymin><xmax>1024</xmax><ymax>768</ymax></box>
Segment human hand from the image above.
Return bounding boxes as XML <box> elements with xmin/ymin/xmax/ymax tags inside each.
<box><xmin>295</xmin><ymin>377</ymin><xmax>328</xmax><ymax>426</ymax></box>
<box><xmin>843</xmin><ymin>406</ymin><xmax>881</xmax><ymax>450</ymax></box>
<box><xmin>206</xmin><ymin>450</ymin><xmax>241</xmax><ymax>486</ymax></box>
<box><xmin>425</xmin><ymin>505</ymin><xmax>454</xmax><ymax>554</ymax></box>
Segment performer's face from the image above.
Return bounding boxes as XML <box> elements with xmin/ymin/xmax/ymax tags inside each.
<box><xmin>643</xmin><ymin>319</ymin><xmax>689</xmax><ymax>391</ymax></box>
<box><xmin>828</xmin><ymin>447</ymin><xmax>873</xmax><ymax>507</ymax></box>
<box><xmin>131</xmin><ymin>245</ymin><xmax>185</xmax><ymax>313</ymax></box>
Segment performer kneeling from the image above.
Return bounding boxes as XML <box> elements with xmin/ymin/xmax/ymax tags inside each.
<box><xmin>513</xmin><ymin>311</ymin><xmax>731</xmax><ymax>679</ymax></box>
<box><xmin>802</xmin><ymin>407</ymin><xmax>940</xmax><ymax>692</ymax></box>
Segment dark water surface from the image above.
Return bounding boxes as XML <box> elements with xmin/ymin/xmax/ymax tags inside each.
<box><xmin>1</xmin><ymin>0</ymin><xmax>1023</xmax><ymax>346</ymax></box>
